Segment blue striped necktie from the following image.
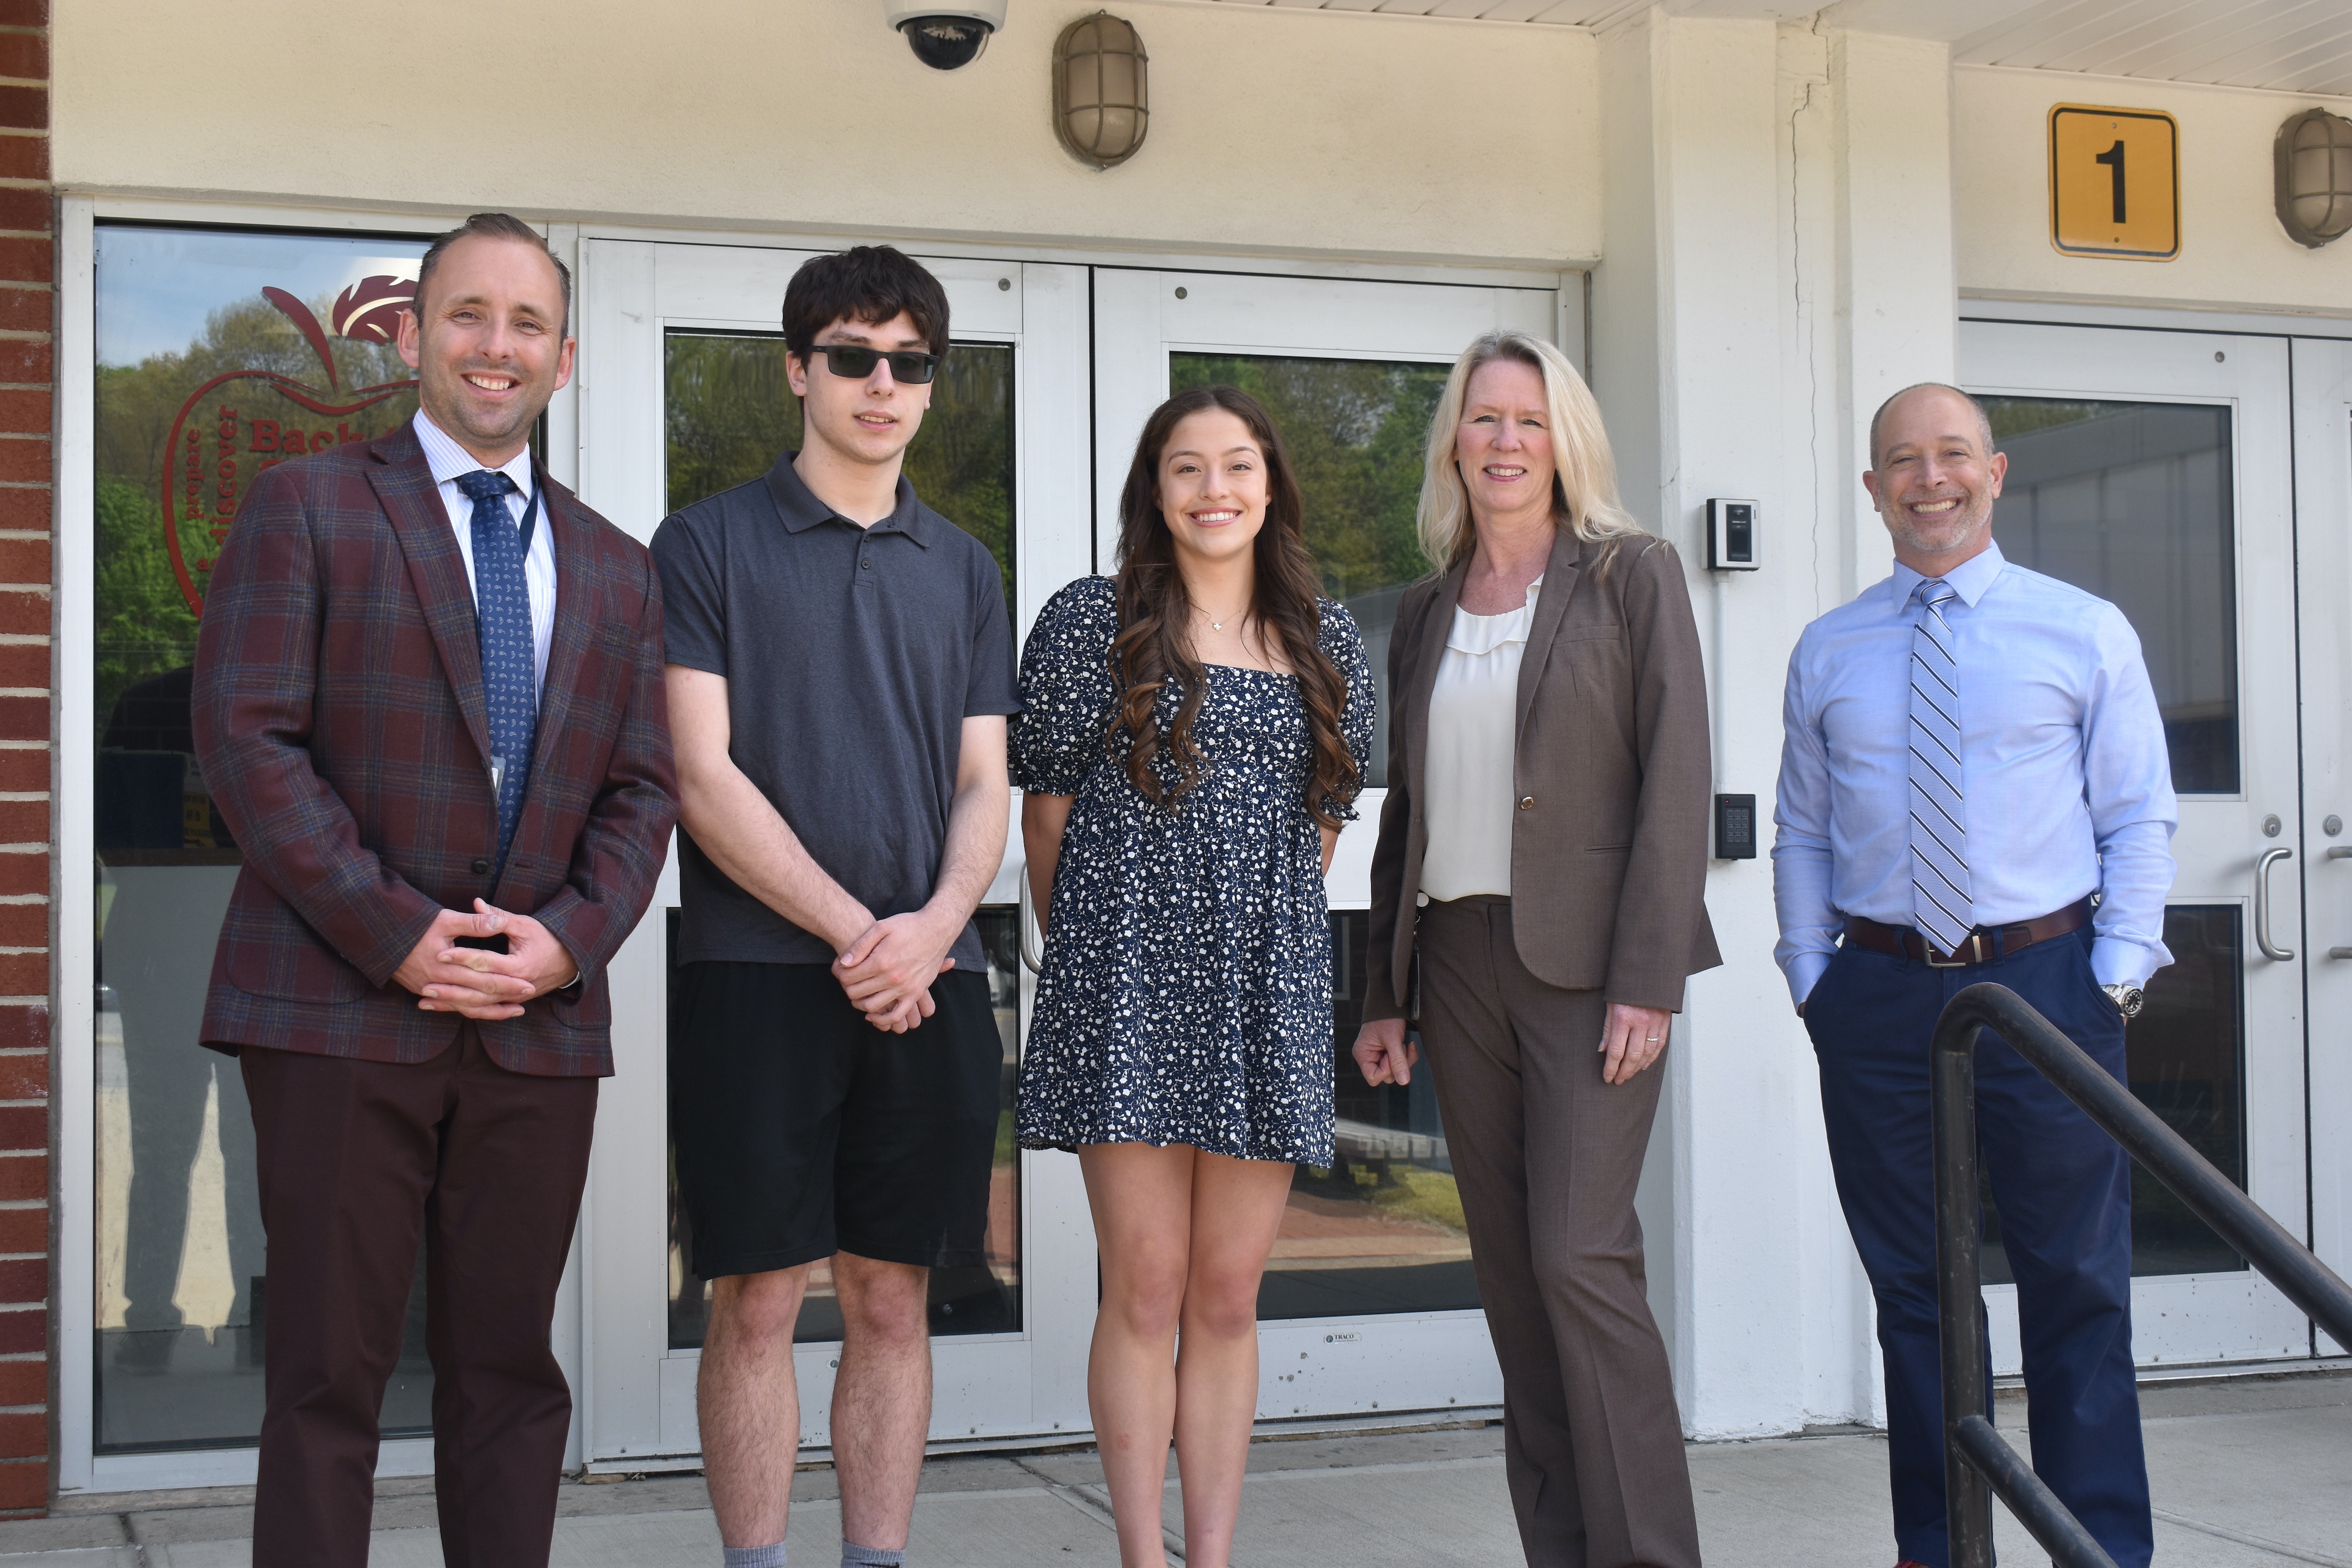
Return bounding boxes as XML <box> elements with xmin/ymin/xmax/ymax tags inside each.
<box><xmin>456</xmin><ymin>468</ymin><xmax>538</xmax><ymax>880</ymax></box>
<box><xmin>1909</xmin><ymin>578</ymin><xmax>1973</xmax><ymax>957</ymax></box>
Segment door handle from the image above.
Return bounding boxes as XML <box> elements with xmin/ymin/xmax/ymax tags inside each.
<box><xmin>1017</xmin><ymin>876</ymin><xmax>1043</xmax><ymax>975</ymax></box>
<box><xmin>2255</xmin><ymin>845</ymin><xmax>2296</xmax><ymax>962</ymax></box>
<box><xmin>2326</xmin><ymin>846</ymin><xmax>2352</xmax><ymax>958</ymax></box>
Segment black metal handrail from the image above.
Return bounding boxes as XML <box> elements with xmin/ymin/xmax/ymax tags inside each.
<box><xmin>1931</xmin><ymin>981</ymin><xmax>2352</xmax><ymax>1568</ymax></box>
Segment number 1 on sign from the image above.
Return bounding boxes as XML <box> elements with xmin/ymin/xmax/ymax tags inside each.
<box><xmin>2047</xmin><ymin>103</ymin><xmax>2177</xmax><ymax>260</ymax></box>
<box><xmin>2094</xmin><ymin>139</ymin><xmax>2126</xmax><ymax>223</ymax></box>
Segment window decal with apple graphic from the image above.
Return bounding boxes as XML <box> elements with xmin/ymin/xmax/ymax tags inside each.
<box><xmin>160</xmin><ymin>275</ymin><xmax>418</xmax><ymax>618</ymax></box>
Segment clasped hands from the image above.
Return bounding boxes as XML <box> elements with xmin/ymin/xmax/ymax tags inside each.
<box><xmin>398</xmin><ymin>898</ymin><xmax>956</xmax><ymax>1031</ymax></box>
<box><xmin>395</xmin><ymin>899</ymin><xmax>580</xmax><ymax>1020</ymax></box>
<box><xmin>831</xmin><ymin>906</ymin><xmax>960</xmax><ymax>1034</ymax></box>
<box><xmin>1351</xmin><ymin>1001</ymin><xmax>1673</xmax><ymax>1088</ymax></box>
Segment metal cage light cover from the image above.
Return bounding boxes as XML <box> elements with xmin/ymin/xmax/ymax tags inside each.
<box><xmin>2276</xmin><ymin>106</ymin><xmax>2352</xmax><ymax>249</ymax></box>
<box><xmin>1054</xmin><ymin>12</ymin><xmax>1148</xmax><ymax>170</ymax></box>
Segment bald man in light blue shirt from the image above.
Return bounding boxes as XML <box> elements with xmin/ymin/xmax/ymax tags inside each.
<box><xmin>1772</xmin><ymin>382</ymin><xmax>2171</xmax><ymax>1568</ymax></box>
<box><xmin>1774</xmin><ymin>539</ymin><xmax>2176</xmax><ymax>1002</ymax></box>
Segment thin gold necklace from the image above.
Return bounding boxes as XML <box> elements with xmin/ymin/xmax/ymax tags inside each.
<box><xmin>1195</xmin><ymin>601</ymin><xmax>1248</xmax><ymax>633</ymax></box>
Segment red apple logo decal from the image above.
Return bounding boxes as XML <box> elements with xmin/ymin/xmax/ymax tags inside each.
<box><xmin>161</xmin><ymin>275</ymin><xmax>419</xmax><ymax>617</ymax></box>
<box><xmin>328</xmin><ymin>274</ymin><xmax>412</xmax><ymax>343</ymax></box>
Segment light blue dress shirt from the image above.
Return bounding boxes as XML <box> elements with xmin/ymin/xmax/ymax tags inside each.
<box><xmin>413</xmin><ymin>409</ymin><xmax>557</xmax><ymax>691</ymax></box>
<box><xmin>1772</xmin><ymin>540</ymin><xmax>2177</xmax><ymax>1007</ymax></box>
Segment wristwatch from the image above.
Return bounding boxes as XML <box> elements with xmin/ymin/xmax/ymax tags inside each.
<box><xmin>2102</xmin><ymin>983</ymin><xmax>2144</xmax><ymax>1019</ymax></box>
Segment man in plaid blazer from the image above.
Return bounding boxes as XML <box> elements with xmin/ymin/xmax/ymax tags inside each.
<box><xmin>192</xmin><ymin>214</ymin><xmax>675</xmax><ymax>1568</ymax></box>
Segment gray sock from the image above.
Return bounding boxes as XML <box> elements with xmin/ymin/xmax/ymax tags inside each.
<box><xmin>841</xmin><ymin>1544</ymin><xmax>904</xmax><ymax>1567</ymax></box>
<box><xmin>723</xmin><ymin>1546</ymin><xmax>786</xmax><ymax>1568</ymax></box>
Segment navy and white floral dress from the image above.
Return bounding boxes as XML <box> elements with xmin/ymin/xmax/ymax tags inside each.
<box><xmin>1010</xmin><ymin>576</ymin><xmax>1376</xmax><ymax>1166</ymax></box>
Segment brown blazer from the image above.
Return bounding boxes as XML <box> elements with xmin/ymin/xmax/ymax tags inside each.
<box><xmin>1363</xmin><ymin>526</ymin><xmax>1721</xmax><ymax>1019</ymax></box>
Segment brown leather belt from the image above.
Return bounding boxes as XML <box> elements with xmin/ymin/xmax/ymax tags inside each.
<box><xmin>1842</xmin><ymin>898</ymin><xmax>2093</xmax><ymax>969</ymax></box>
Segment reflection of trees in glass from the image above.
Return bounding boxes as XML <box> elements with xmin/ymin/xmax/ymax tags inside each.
<box><xmin>1170</xmin><ymin>354</ymin><xmax>1447</xmax><ymax>599</ymax></box>
<box><xmin>1984</xmin><ymin>398</ymin><xmax>2130</xmax><ymax>443</ymax></box>
<box><xmin>99</xmin><ymin>296</ymin><xmax>412</xmax><ymax>504</ymax></box>
<box><xmin>664</xmin><ymin>333</ymin><xmax>795</xmax><ymax>518</ymax></box>
<box><xmin>94</xmin><ymin>296</ymin><xmax>417</xmax><ymax>724</ymax></box>
<box><xmin>1167</xmin><ymin>353</ymin><xmax>1445</xmax><ymax>793</ymax></box>
<box><xmin>93</xmin><ymin>476</ymin><xmax>196</xmax><ymax>728</ymax></box>
<box><xmin>664</xmin><ymin>333</ymin><xmax>1015</xmax><ymax>617</ymax></box>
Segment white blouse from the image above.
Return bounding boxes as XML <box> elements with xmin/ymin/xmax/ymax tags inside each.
<box><xmin>1419</xmin><ymin>578</ymin><xmax>1540</xmax><ymax>903</ymax></box>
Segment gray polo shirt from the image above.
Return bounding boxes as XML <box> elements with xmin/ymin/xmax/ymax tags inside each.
<box><xmin>652</xmin><ymin>453</ymin><xmax>1020</xmax><ymax>971</ymax></box>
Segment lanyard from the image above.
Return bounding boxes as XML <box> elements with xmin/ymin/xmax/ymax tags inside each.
<box><xmin>514</xmin><ymin>482</ymin><xmax>541</xmax><ymax>558</ymax></box>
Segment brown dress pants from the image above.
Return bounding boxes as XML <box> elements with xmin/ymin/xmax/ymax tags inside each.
<box><xmin>238</xmin><ymin>1024</ymin><xmax>599</xmax><ymax>1568</ymax></box>
<box><xmin>1415</xmin><ymin>897</ymin><xmax>1700</xmax><ymax>1568</ymax></box>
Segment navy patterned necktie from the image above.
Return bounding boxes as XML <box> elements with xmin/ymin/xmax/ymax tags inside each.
<box><xmin>456</xmin><ymin>468</ymin><xmax>539</xmax><ymax>880</ymax></box>
<box><xmin>1908</xmin><ymin>577</ymin><xmax>1973</xmax><ymax>956</ymax></box>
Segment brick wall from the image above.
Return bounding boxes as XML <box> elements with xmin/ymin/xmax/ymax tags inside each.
<box><xmin>0</xmin><ymin>0</ymin><xmax>46</xmax><ymax>1521</ymax></box>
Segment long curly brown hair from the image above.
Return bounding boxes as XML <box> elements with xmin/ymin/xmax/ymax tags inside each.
<box><xmin>1109</xmin><ymin>385</ymin><xmax>1360</xmax><ymax>831</ymax></box>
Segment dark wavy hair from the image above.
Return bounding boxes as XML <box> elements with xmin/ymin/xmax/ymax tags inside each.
<box><xmin>1109</xmin><ymin>385</ymin><xmax>1360</xmax><ymax>830</ymax></box>
<box><xmin>781</xmin><ymin>245</ymin><xmax>950</xmax><ymax>365</ymax></box>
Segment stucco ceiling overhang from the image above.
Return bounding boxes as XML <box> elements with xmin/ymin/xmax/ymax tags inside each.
<box><xmin>1197</xmin><ymin>0</ymin><xmax>2352</xmax><ymax>99</ymax></box>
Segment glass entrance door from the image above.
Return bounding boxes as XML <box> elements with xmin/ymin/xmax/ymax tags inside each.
<box><xmin>2290</xmin><ymin>333</ymin><xmax>2352</xmax><ymax>1359</ymax></box>
<box><xmin>1093</xmin><ymin>268</ymin><xmax>1563</xmax><ymax>1419</ymax></box>
<box><xmin>78</xmin><ymin>223</ymin><xmax>439</xmax><ymax>1492</ymax></box>
<box><xmin>1960</xmin><ymin>320</ymin><xmax>2310</xmax><ymax>1368</ymax></box>
<box><xmin>574</xmin><ymin>240</ymin><xmax>1095</xmax><ymax>1463</ymax></box>
<box><xmin>580</xmin><ymin>248</ymin><xmax>1569</xmax><ymax>1456</ymax></box>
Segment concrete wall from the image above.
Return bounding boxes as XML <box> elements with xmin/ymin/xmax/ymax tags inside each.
<box><xmin>1598</xmin><ymin>9</ymin><xmax>1802</xmax><ymax>1440</ymax></box>
<box><xmin>1594</xmin><ymin>7</ymin><xmax>1969</xmax><ymax>1439</ymax></box>
<box><xmin>1955</xmin><ymin>65</ymin><xmax>2352</xmax><ymax>316</ymax></box>
<box><xmin>51</xmin><ymin>0</ymin><xmax>1601</xmax><ymax>269</ymax></box>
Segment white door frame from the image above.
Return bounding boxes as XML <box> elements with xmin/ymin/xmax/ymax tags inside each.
<box><xmin>572</xmin><ymin>239</ymin><xmax>1095</xmax><ymax>1466</ymax></box>
<box><xmin>55</xmin><ymin>197</ymin><xmax>464</xmax><ymax>1497</ymax></box>
<box><xmin>1960</xmin><ymin>320</ymin><xmax>2310</xmax><ymax>1369</ymax></box>
<box><xmin>49</xmin><ymin>212</ymin><xmax>1582</xmax><ymax>1490</ymax></box>
<box><xmin>583</xmin><ymin>249</ymin><xmax>1571</xmax><ymax>1453</ymax></box>
<box><xmin>1091</xmin><ymin>266</ymin><xmax>1560</xmax><ymax>1420</ymax></box>
<box><xmin>2291</xmin><ymin>335</ymin><xmax>2352</xmax><ymax>1359</ymax></box>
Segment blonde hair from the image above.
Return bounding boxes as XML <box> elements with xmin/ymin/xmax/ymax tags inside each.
<box><xmin>1415</xmin><ymin>329</ymin><xmax>1646</xmax><ymax>572</ymax></box>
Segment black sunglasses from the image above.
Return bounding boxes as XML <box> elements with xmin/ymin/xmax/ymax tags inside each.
<box><xmin>806</xmin><ymin>344</ymin><xmax>939</xmax><ymax>385</ymax></box>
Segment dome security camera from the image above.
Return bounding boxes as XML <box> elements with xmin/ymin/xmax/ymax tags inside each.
<box><xmin>884</xmin><ymin>0</ymin><xmax>1007</xmax><ymax>70</ymax></box>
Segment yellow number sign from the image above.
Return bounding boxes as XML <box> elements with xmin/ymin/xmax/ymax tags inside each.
<box><xmin>2049</xmin><ymin>104</ymin><xmax>2180</xmax><ymax>260</ymax></box>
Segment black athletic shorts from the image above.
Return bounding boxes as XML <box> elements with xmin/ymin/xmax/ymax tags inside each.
<box><xmin>669</xmin><ymin>961</ymin><xmax>1001</xmax><ymax>1279</ymax></box>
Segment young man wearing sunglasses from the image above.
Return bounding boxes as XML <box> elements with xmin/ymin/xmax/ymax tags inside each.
<box><xmin>653</xmin><ymin>246</ymin><xmax>1018</xmax><ymax>1568</ymax></box>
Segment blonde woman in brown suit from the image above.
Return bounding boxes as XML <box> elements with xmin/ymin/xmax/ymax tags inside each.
<box><xmin>1351</xmin><ymin>330</ymin><xmax>1719</xmax><ymax>1568</ymax></box>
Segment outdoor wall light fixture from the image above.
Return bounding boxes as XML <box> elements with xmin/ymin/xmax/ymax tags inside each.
<box><xmin>884</xmin><ymin>0</ymin><xmax>1005</xmax><ymax>71</ymax></box>
<box><xmin>2276</xmin><ymin>107</ymin><xmax>2352</xmax><ymax>248</ymax></box>
<box><xmin>1054</xmin><ymin>12</ymin><xmax>1149</xmax><ymax>169</ymax></box>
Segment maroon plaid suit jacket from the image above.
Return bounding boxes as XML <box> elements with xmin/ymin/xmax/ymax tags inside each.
<box><xmin>192</xmin><ymin>423</ymin><xmax>676</xmax><ymax>1076</ymax></box>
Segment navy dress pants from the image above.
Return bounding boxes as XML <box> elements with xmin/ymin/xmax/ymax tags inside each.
<box><xmin>1804</xmin><ymin>925</ymin><xmax>2153</xmax><ymax>1568</ymax></box>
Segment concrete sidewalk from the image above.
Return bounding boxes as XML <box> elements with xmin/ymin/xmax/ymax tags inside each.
<box><xmin>4</xmin><ymin>1369</ymin><xmax>2343</xmax><ymax>1566</ymax></box>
